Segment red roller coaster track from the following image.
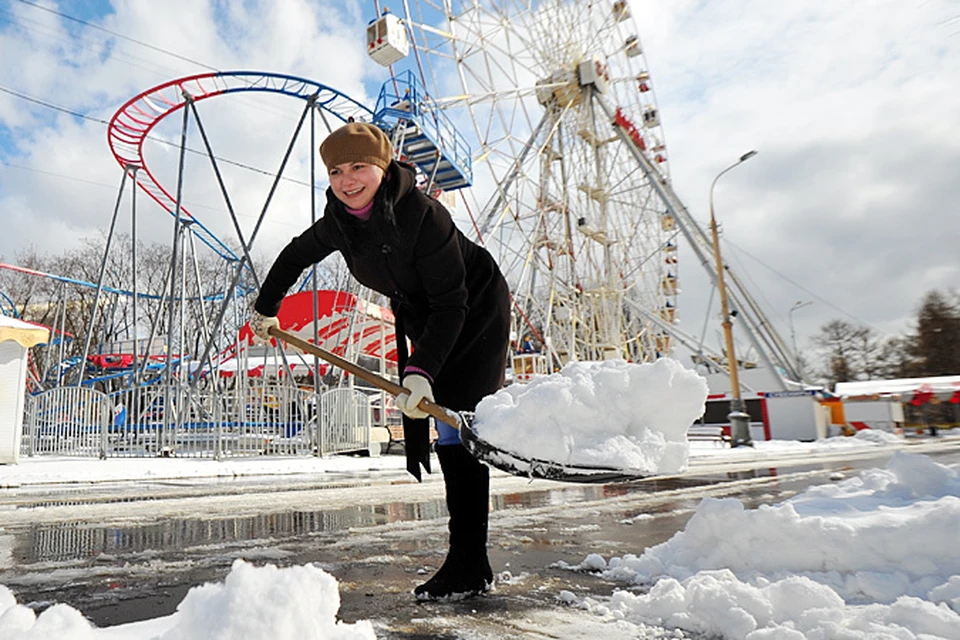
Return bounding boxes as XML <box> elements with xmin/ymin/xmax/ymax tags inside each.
<box><xmin>107</xmin><ymin>71</ymin><xmax>373</xmax><ymax>261</ymax></box>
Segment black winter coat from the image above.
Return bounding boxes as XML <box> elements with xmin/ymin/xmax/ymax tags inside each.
<box><xmin>255</xmin><ymin>161</ymin><xmax>511</xmax><ymax>478</ymax></box>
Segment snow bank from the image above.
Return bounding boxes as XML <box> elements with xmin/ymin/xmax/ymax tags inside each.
<box><xmin>563</xmin><ymin>452</ymin><xmax>960</xmax><ymax>639</ymax></box>
<box><xmin>0</xmin><ymin>560</ymin><xmax>374</xmax><ymax>640</ymax></box>
<box><xmin>472</xmin><ymin>358</ymin><xmax>708</xmax><ymax>474</ymax></box>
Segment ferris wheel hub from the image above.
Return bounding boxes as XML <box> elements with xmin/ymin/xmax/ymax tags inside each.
<box><xmin>535</xmin><ymin>55</ymin><xmax>610</xmax><ymax>108</ymax></box>
<box><xmin>535</xmin><ymin>69</ymin><xmax>581</xmax><ymax>107</ymax></box>
<box><xmin>577</xmin><ymin>56</ymin><xmax>611</xmax><ymax>94</ymax></box>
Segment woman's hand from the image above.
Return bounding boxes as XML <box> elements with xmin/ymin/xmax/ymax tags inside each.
<box><xmin>396</xmin><ymin>374</ymin><xmax>434</xmax><ymax>419</ymax></box>
<box><xmin>249</xmin><ymin>311</ymin><xmax>279</xmax><ymax>343</ymax></box>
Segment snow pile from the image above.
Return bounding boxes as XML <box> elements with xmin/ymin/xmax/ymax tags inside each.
<box><xmin>473</xmin><ymin>358</ymin><xmax>708</xmax><ymax>474</ymax></box>
<box><xmin>0</xmin><ymin>560</ymin><xmax>375</xmax><ymax>640</ymax></box>
<box><xmin>845</xmin><ymin>428</ymin><xmax>904</xmax><ymax>445</ymax></box>
<box><xmin>0</xmin><ymin>455</ymin><xmax>409</xmax><ymax>488</ymax></box>
<box><xmin>564</xmin><ymin>452</ymin><xmax>960</xmax><ymax>638</ymax></box>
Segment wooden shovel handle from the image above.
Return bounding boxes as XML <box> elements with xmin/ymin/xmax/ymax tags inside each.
<box><xmin>268</xmin><ymin>326</ymin><xmax>462</xmax><ymax>429</ymax></box>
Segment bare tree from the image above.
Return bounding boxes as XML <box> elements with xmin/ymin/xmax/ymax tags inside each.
<box><xmin>6</xmin><ymin>231</ymin><xmax>387</xmax><ymax>388</ymax></box>
<box><xmin>813</xmin><ymin>320</ymin><xmax>870</xmax><ymax>388</ymax></box>
<box><xmin>0</xmin><ymin>248</ymin><xmax>49</xmax><ymax>321</ymax></box>
<box><xmin>850</xmin><ymin>324</ymin><xmax>886</xmax><ymax>381</ymax></box>
<box><xmin>810</xmin><ymin>288</ymin><xmax>960</xmax><ymax>386</ymax></box>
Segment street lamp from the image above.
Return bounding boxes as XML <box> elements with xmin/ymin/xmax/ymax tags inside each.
<box><xmin>789</xmin><ymin>300</ymin><xmax>813</xmax><ymax>382</ymax></box>
<box><xmin>709</xmin><ymin>150</ymin><xmax>757</xmax><ymax>447</ymax></box>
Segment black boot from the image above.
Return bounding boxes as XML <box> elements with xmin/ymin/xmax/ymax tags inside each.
<box><xmin>414</xmin><ymin>443</ymin><xmax>494</xmax><ymax>601</ymax></box>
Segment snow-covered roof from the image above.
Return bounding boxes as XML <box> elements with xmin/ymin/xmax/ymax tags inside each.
<box><xmin>835</xmin><ymin>375</ymin><xmax>960</xmax><ymax>397</ymax></box>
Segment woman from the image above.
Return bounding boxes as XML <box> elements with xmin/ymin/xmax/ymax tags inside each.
<box><xmin>249</xmin><ymin>122</ymin><xmax>511</xmax><ymax>601</ymax></box>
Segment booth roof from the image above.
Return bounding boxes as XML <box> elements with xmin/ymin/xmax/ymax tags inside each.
<box><xmin>0</xmin><ymin>315</ymin><xmax>50</xmax><ymax>348</ymax></box>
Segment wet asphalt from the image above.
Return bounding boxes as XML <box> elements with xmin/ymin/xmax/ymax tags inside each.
<box><xmin>2</xmin><ymin>438</ymin><xmax>958</xmax><ymax>637</ymax></box>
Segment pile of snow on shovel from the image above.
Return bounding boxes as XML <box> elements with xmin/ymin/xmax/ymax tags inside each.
<box><xmin>473</xmin><ymin>358</ymin><xmax>708</xmax><ymax>475</ymax></box>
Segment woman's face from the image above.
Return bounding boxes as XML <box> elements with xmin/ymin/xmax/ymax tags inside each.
<box><xmin>328</xmin><ymin>162</ymin><xmax>385</xmax><ymax>209</ymax></box>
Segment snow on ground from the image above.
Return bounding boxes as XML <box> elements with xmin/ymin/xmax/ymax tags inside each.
<box><xmin>559</xmin><ymin>450</ymin><xmax>960</xmax><ymax>639</ymax></box>
<box><xmin>0</xmin><ymin>454</ymin><xmax>409</xmax><ymax>488</ymax></box>
<box><xmin>0</xmin><ymin>353</ymin><xmax>958</xmax><ymax>638</ymax></box>
<box><xmin>0</xmin><ymin>429</ymin><xmax>916</xmax><ymax>489</ymax></box>
<box><xmin>0</xmin><ymin>559</ymin><xmax>375</xmax><ymax>639</ymax></box>
<box><xmin>1</xmin><ymin>441</ymin><xmax>959</xmax><ymax>638</ymax></box>
<box><xmin>473</xmin><ymin>358</ymin><xmax>709</xmax><ymax>474</ymax></box>
<box><xmin>2</xmin><ymin>442</ymin><xmax>958</xmax><ymax>638</ymax></box>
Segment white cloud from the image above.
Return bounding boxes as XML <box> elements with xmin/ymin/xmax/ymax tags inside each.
<box><xmin>0</xmin><ymin>0</ymin><xmax>376</xmax><ymax>264</ymax></box>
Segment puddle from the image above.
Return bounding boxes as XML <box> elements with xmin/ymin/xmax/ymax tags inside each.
<box><xmin>8</xmin><ymin>476</ymin><xmax>725</xmax><ymax>565</ymax></box>
<box><xmin>11</xmin><ymin>500</ymin><xmax>441</xmax><ymax>564</ymax></box>
<box><xmin>6</xmin><ymin>452</ymin><xmax>898</xmax><ymax>567</ymax></box>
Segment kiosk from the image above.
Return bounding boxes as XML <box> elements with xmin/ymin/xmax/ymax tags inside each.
<box><xmin>0</xmin><ymin>316</ymin><xmax>49</xmax><ymax>463</ymax></box>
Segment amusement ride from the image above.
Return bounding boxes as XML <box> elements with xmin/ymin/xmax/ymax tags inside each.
<box><xmin>4</xmin><ymin>0</ymin><xmax>802</xmax><ymax>460</ymax></box>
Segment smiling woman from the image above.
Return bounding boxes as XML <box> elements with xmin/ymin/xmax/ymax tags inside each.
<box><xmin>252</xmin><ymin>120</ymin><xmax>513</xmax><ymax>602</ymax></box>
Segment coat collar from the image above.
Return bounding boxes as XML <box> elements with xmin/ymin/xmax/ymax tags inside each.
<box><xmin>387</xmin><ymin>160</ymin><xmax>419</xmax><ymax>205</ymax></box>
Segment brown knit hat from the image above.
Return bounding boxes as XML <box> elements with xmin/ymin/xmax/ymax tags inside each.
<box><xmin>319</xmin><ymin>122</ymin><xmax>393</xmax><ymax>171</ymax></box>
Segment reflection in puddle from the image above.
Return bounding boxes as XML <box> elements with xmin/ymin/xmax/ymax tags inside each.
<box><xmin>11</xmin><ymin>474</ymin><xmax>744</xmax><ymax>565</ymax></box>
<box><xmin>15</xmin><ymin>501</ymin><xmax>443</xmax><ymax>565</ymax></box>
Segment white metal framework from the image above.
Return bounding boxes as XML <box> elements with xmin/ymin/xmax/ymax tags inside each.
<box><xmin>397</xmin><ymin>0</ymin><xmax>678</xmax><ymax>365</ymax></box>
<box><xmin>385</xmin><ymin>0</ymin><xmax>799</xmax><ymax>385</ymax></box>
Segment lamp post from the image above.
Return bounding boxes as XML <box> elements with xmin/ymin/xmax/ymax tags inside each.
<box><xmin>709</xmin><ymin>150</ymin><xmax>757</xmax><ymax>447</ymax></box>
<box><xmin>789</xmin><ymin>300</ymin><xmax>813</xmax><ymax>382</ymax></box>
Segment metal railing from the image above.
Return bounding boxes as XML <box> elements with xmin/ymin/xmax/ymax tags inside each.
<box><xmin>22</xmin><ymin>381</ymin><xmax>375</xmax><ymax>460</ymax></box>
<box><xmin>318</xmin><ymin>388</ymin><xmax>372</xmax><ymax>456</ymax></box>
<box><xmin>373</xmin><ymin>70</ymin><xmax>473</xmax><ymax>188</ymax></box>
<box><xmin>23</xmin><ymin>386</ymin><xmax>111</xmax><ymax>458</ymax></box>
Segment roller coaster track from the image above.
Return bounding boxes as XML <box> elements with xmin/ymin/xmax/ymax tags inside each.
<box><xmin>0</xmin><ymin>261</ymin><xmax>161</xmax><ymax>300</ymax></box>
<box><xmin>106</xmin><ymin>71</ymin><xmax>373</xmax><ymax>261</ymax></box>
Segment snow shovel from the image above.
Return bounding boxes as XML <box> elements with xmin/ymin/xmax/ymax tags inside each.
<box><xmin>268</xmin><ymin>326</ymin><xmax>649</xmax><ymax>483</ymax></box>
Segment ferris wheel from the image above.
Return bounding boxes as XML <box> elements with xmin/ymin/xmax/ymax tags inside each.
<box><xmin>370</xmin><ymin>0</ymin><xmax>680</xmax><ymax>365</ymax></box>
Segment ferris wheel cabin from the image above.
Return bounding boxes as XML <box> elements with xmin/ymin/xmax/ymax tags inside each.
<box><xmin>367</xmin><ymin>9</ymin><xmax>409</xmax><ymax>67</ymax></box>
<box><xmin>612</xmin><ymin>0</ymin><xmax>631</xmax><ymax>21</ymax></box>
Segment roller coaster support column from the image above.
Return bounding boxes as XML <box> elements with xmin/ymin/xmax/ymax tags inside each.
<box><xmin>129</xmin><ymin>165</ymin><xmax>140</xmax><ymax>386</ymax></box>
<box><xmin>78</xmin><ymin>167</ymin><xmax>130</xmax><ymax>386</ymax></box>
<box><xmin>309</xmin><ymin>95</ymin><xmax>324</xmax><ymax>401</ymax></box>
<box><xmin>186</xmin><ymin>92</ymin><xmax>318</xmax><ymax>387</ymax></box>
<box><xmin>157</xmin><ymin>90</ymin><xmax>193</xmax><ymax>452</ymax></box>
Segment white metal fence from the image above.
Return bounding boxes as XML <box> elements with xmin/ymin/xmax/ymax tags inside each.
<box><xmin>23</xmin><ymin>386</ymin><xmax>112</xmax><ymax>457</ymax></box>
<box><xmin>318</xmin><ymin>388</ymin><xmax>372</xmax><ymax>456</ymax></box>
<box><xmin>22</xmin><ymin>381</ymin><xmax>375</xmax><ymax>459</ymax></box>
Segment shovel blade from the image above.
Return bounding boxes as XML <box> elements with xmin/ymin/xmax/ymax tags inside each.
<box><xmin>457</xmin><ymin>417</ymin><xmax>650</xmax><ymax>484</ymax></box>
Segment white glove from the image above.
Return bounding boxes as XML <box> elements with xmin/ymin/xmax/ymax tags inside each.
<box><xmin>396</xmin><ymin>374</ymin><xmax>433</xmax><ymax>419</ymax></box>
<box><xmin>249</xmin><ymin>311</ymin><xmax>280</xmax><ymax>343</ymax></box>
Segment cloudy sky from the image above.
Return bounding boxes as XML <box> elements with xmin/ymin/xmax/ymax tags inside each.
<box><xmin>1</xmin><ymin>0</ymin><xmax>958</xmax><ymax>365</ymax></box>
<box><xmin>644</xmin><ymin>0</ymin><xmax>960</xmax><ymax>358</ymax></box>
